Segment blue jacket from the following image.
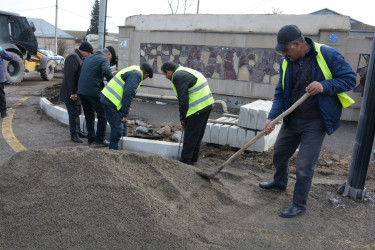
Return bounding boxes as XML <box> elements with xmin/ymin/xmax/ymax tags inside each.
<box><xmin>100</xmin><ymin>70</ymin><xmax>142</xmax><ymax>118</ymax></box>
<box><xmin>269</xmin><ymin>37</ymin><xmax>356</xmax><ymax>135</ymax></box>
<box><xmin>0</xmin><ymin>50</ymin><xmax>14</xmax><ymax>83</ymax></box>
<box><xmin>78</xmin><ymin>51</ymin><xmax>113</xmax><ymax>97</ymax></box>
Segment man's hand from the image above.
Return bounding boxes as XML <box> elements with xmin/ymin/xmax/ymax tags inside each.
<box><xmin>70</xmin><ymin>94</ymin><xmax>78</xmax><ymax>101</ymax></box>
<box><xmin>306</xmin><ymin>81</ymin><xmax>323</xmax><ymax>96</ymax></box>
<box><xmin>180</xmin><ymin>121</ymin><xmax>186</xmax><ymax>129</ymax></box>
<box><xmin>121</xmin><ymin>117</ymin><xmax>127</xmax><ymax>123</ymax></box>
<box><xmin>262</xmin><ymin>119</ymin><xmax>275</xmax><ymax>135</ymax></box>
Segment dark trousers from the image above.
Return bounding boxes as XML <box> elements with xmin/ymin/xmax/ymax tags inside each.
<box><xmin>103</xmin><ymin>104</ymin><xmax>125</xmax><ymax>150</ymax></box>
<box><xmin>180</xmin><ymin>107</ymin><xmax>211</xmax><ymax>164</ymax></box>
<box><xmin>79</xmin><ymin>94</ymin><xmax>107</xmax><ymax>143</ymax></box>
<box><xmin>273</xmin><ymin>115</ymin><xmax>326</xmax><ymax>209</ymax></box>
<box><xmin>65</xmin><ymin>103</ymin><xmax>82</xmax><ymax>138</ymax></box>
<box><xmin>0</xmin><ymin>82</ymin><xmax>6</xmax><ymax>113</ymax></box>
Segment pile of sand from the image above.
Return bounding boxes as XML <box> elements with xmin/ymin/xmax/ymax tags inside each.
<box><xmin>0</xmin><ymin>147</ymin><xmax>237</xmax><ymax>249</ymax></box>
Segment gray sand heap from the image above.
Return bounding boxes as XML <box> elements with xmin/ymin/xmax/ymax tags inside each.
<box><xmin>0</xmin><ymin>147</ymin><xmax>238</xmax><ymax>249</ymax></box>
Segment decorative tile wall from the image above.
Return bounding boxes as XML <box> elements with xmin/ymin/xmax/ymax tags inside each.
<box><xmin>140</xmin><ymin>43</ymin><xmax>282</xmax><ymax>85</ymax></box>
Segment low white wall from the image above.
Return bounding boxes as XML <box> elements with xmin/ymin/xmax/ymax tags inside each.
<box><xmin>118</xmin><ymin>14</ymin><xmax>365</xmax><ymax>121</ymax></box>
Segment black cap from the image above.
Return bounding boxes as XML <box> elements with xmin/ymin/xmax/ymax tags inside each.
<box><xmin>79</xmin><ymin>41</ymin><xmax>93</xmax><ymax>54</ymax></box>
<box><xmin>106</xmin><ymin>46</ymin><xmax>117</xmax><ymax>66</ymax></box>
<box><xmin>275</xmin><ymin>25</ymin><xmax>302</xmax><ymax>51</ymax></box>
<box><xmin>142</xmin><ymin>62</ymin><xmax>153</xmax><ymax>78</ymax></box>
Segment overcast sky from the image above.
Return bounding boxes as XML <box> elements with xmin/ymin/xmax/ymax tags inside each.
<box><xmin>1</xmin><ymin>0</ymin><xmax>374</xmax><ymax>33</ymax></box>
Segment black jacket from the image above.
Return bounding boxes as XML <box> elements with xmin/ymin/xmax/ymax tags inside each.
<box><xmin>59</xmin><ymin>49</ymin><xmax>85</xmax><ymax>105</ymax></box>
<box><xmin>78</xmin><ymin>51</ymin><xmax>113</xmax><ymax>97</ymax></box>
<box><xmin>171</xmin><ymin>65</ymin><xmax>197</xmax><ymax>124</ymax></box>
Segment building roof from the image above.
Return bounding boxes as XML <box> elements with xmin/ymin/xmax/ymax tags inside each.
<box><xmin>27</xmin><ymin>17</ymin><xmax>75</xmax><ymax>40</ymax></box>
<box><xmin>310</xmin><ymin>8</ymin><xmax>375</xmax><ymax>31</ymax></box>
<box><xmin>64</xmin><ymin>30</ymin><xmax>87</xmax><ymax>40</ymax></box>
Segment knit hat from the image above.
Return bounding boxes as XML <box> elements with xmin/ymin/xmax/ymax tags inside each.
<box><xmin>275</xmin><ymin>25</ymin><xmax>302</xmax><ymax>51</ymax></box>
<box><xmin>141</xmin><ymin>62</ymin><xmax>153</xmax><ymax>78</ymax></box>
<box><xmin>106</xmin><ymin>46</ymin><xmax>117</xmax><ymax>66</ymax></box>
<box><xmin>79</xmin><ymin>42</ymin><xmax>93</xmax><ymax>54</ymax></box>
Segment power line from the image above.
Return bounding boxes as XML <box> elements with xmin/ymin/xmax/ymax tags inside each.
<box><xmin>11</xmin><ymin>5</ymin><xmax>55</xmax><ymax>13</ymax></box>
<box><xmin>59</xmin><ymin>7</ymin><xmax>91</xmax><ymax>20</ymax></box>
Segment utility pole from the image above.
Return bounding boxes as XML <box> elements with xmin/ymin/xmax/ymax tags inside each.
<box><xmin>98</xmin><ymin>0</ymin><xmax>107</xmax><ymax>50</ymax></box>
<box><xmin>54</xmin><ymin>0</ymin><xmax>58</xmax><ymax>54</ymax></box>
<box><xmin>338</xmin><ymin>35</ymin><xmax>375</xmax><ymax>200</ymax></box>
<box><xmin>196</xmin><ymin>0</ymin><xmax>200</xmax><ymax>14</ymax></box>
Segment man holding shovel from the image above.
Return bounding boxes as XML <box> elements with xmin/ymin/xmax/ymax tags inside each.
<box><xmin>259</xmin><ymin>25</ymin><xmax>356</xmax><ymax>218</ymax></box>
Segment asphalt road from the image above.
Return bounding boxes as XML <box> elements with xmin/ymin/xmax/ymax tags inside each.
<box><xmin>0</xmin><ymin>73</ymin><xmax>371</xmax><ymax>165</ymax></box>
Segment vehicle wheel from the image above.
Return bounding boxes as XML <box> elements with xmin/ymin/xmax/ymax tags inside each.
<box><xmin>40</xmin><ymin>61</ymin><xmax>54</xmax><ymax>81</ymax></box>
<box><xmin>4</xmin><ymin>52</ymin><xmax>24</xmax><ymax>84</ymax></box>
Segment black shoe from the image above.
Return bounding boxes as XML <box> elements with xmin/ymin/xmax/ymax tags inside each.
<box><xmin>280</xmin><ymin>205</ymin><xmax>306</xmax><ymax>218</ymax></box>
<box><xmin>71</xmin><ymin>136</ymin><xmax>83</xmax><ymax>143</ymax></box>
<box><xmin>88</xmin><ymin>140</ymin><xmax>94</xmax><ymax>146</ymax></box>
<box><xmin>1</xmin><ymin>111</ymin><xmax>8</xmax><ymax>118</ymax></box>
<box><xmin>78</xmin><ymin>132</ymin><xmax>88</xmax><ymax>138</ymax></box>
<box><xmin>95</xmin><ymin>140</ymin><xmax>109</xmax><ymax>147</ymax></box>
<box><xmin>259</xmin><ymin>181</ymin><xmax>286</xmax><ymax>191</ymax></box>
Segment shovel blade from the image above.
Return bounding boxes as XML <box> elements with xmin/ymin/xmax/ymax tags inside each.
<box><xmin>196</xmin><ymin>170</ymin><xmax>219</xmax><ymax>181</ymax></box>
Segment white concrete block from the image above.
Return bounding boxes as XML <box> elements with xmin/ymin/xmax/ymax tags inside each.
<box><xmin>256</xmin><ymin>101</ymin><xmax>273</xmax><ymax>130</ymax></box>
<box><xmin>254</xmin><ymin>131</ymin><xmax>266</xmax><ymax>152</ymax></box>
<box><xmin>245</xmin><ymin>129</ymin><xmax>256</xmax><ymax>151</ymax></box>
<box><xmin>210</xmin><ymin>117</ymin><xmax>228</xmax><ymax>144</ymax></box>
<box><xmin>211</xmin><ymin>124</ymin><xmax>221</xmax><ymax>144</ymax></box>
<box><xmin>228</xmin><ymin>125</ymin><xmax>239</xmax><ymax>148</ymax></box>
<box><xmin>202</xmin><ymin>123</ymin><xmax>213</xmax><ymax>143</ymax></box>
<box><xmin>218</xmin><ymin>118</ymin><xmax>236</xmax><ymax>145</ymax></box>
<box><xmin>237</xmin><ymin>127</ymin><xmax>247</xmax><ymax>148</ymax></box>
<box><xmin>119</xmin><ymin>137</ymin><xmax>181</xmax><ymax>160</ymax></box>
<box><xmin>247</xmin><ymin>100</ymin><xmax>264</xmax><ymax>130</ymax></box>
<box><xmin>254</xmin><ymin>123</ymin><xmax>281</xmax><ymax>152</ymax></box>
<box><xmin>238</xmin><ymin>103</ymin><xmax>252</xmax><ymax>128</ymax></box>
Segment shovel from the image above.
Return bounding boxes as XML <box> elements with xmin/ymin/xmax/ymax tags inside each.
<box><xmin>197</xmin><ymin>93</ymin><xmax>309</xmax><ymax>180</ymax></box>
<box><xmin>177</xmin><ymin>130</ymin><xmax>184</xmax><ymax>159</ymax></box>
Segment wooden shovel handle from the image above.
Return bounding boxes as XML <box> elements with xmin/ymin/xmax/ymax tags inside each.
<box><xmin>212</xmin><ymin>93</ymin><xmax>310</xmax><ymax>176</ymax></box>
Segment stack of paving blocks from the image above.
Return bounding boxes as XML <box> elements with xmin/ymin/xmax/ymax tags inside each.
<box><xmin>202</xmin><ymin>100</ymin><xmax>281</xmax><ymax>152</ymax></box>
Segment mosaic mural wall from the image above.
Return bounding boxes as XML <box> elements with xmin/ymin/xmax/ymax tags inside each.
<box><xmin>140</xmin><ymin>43</ymin><xmax>283</xmax><ymax>85</ymax></box>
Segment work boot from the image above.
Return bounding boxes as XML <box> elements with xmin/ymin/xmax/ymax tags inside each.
<box><xmin>71</xmin><ymin>135</ymin><xmax>83</xmax><ymax>143</ymax></box>
<box><xmin>95</xmin><ymin>139</ymin><xmax>109</xmax><ymax>147</ymax></box>
<box><xmin>78</xmin><ymin>131</ymin><xmax>88</xmax><ymax>138</ymax></box>
<box><xmin>259</xmin><ymin>181</ymin><xmax>286</xmax><ymax>191</ymax></box>
<box><xmin>1</xmin><ymin>111</ymin><xmax>8</xmax><ymax>118</ymax></box>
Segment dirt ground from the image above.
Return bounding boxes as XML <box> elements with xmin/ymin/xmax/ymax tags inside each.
<box><xmin>0</xmin><ymin>81</ymin><xmax>374</xmax><ymax>249</ymax></box>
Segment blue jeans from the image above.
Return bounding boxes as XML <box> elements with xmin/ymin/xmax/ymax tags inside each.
<box><xmin>273</xmin><ymin>115</ymin><xmax>326</xmax><ymax>209</ymax></box>
<box><xmin>103</xmin><ymin>104</ymin><xmax>125</xmax><ymax>150</ymax></box>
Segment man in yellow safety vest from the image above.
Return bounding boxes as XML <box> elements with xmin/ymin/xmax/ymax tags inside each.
<box><xmin>100</xmin><ymin>63</ymin><xmax>153</xmax><ymax>149</ymax></box>
<box><xmin>259</xmin><ymin>25</ymin><xmax>356</xmax><ymax>218</ymax></box>
<box><xmin>161</xmin><ymin>61</ymin><xmax>214</xmax><ymax>165</ymax></box>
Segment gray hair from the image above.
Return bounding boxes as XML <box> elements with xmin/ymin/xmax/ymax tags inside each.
<box><xmin>101</xmin><ymin>48</ymin><xmax>111</xmax><ymax>56</ymax></box>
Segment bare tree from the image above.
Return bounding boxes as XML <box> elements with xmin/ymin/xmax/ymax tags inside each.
<box><xmin>57</xmin><ymin>39</ymin><xmax>67</xmax><ymax>56</ymax></box>
<box><xmin>182</xmin><ymin>0</ymin><xmax>194</xmax><ymax>14</ymax></box>
<box><xmin>168</xmin><ymin>0</ymin><xmax>198</xmax><ymax>14</ymax></box>
<box><xmin>168</xmin><ymin>0</ymin><xmax>180</xmax><ymax>14</ymax></box>
<box><xmin>269</xmin><ymin>7</ymin><xmax>283</xmax><ymax>14</ymax></box>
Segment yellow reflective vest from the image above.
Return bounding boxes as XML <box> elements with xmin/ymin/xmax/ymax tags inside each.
<box><xmin>101</xmin><ymin>65</ymin><xmax>143</xmax><ymax>111</ymax></box>
<box><xmin>282</xmin><ymin>43</ymin><xmax>354</xmax><ymax>108</ymax></box>
<box><xmin>172</xmin><ymin>66</ymin><xmax>214</xmax><ymax>117</ymax></box>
